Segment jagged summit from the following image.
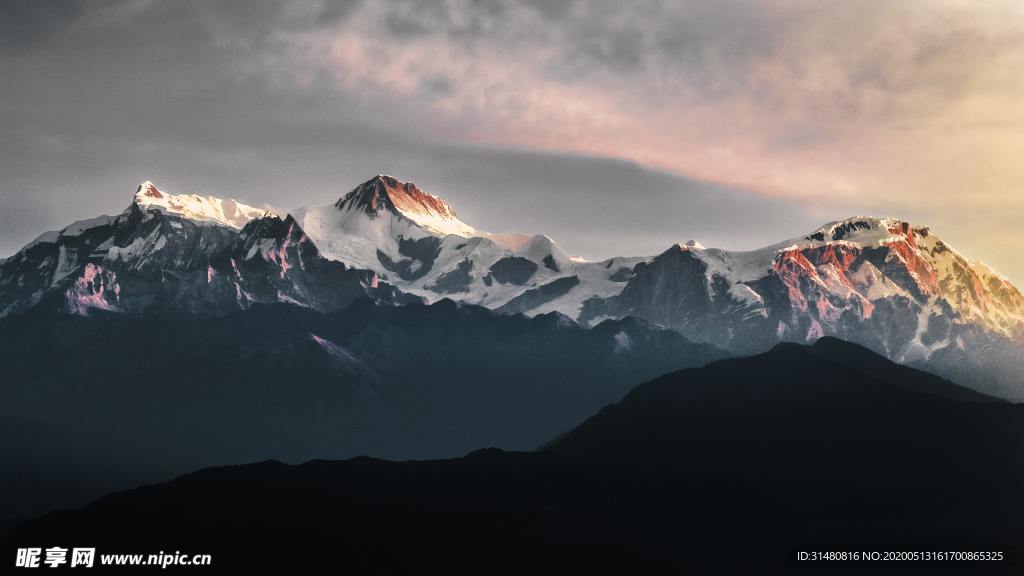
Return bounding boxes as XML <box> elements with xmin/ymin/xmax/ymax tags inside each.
<box><xmin>132</xmin><ymin>181</ymin><xmax>268</xmax><ymax>229</ymax></box>
<box><xmin>805</xmin><ymin>216</ymin><xmax>915</xmax><ymax>245</ymax></box>
<box><xmin>136</xmin><ymin>180</ymin><xmax>164</xmax><ymax>200</ymax></box>
<box><xmin>334</xmin><ymin>175</ymin><xmax>477</xmax><ymax>237</ymax></box>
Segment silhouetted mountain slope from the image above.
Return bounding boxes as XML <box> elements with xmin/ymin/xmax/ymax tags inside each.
<box><xmin>549</xmin><ymin>336</ymin><xmax>1006</xmax><ymax>454</ymax></box>
<box><xmin>8</xmin><ymin>338</ymin><xmax>1021</xmax><ymax>573</ymax></box>
<box><xmin>0</xmin><ymin>300</ymin><xmax>723</xmax><ymax>521</ymax></box>
<box><xmin>811</xmin><ymin>336</ymin><xmax>999</xmax><ymax>403</ymax></box>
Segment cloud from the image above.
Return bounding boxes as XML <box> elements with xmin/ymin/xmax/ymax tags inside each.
<box><xmin>2</xmin><ymin>0</ymin><xmax>1024</xmax><ymax>283</ymax></box>
<box><xmin>0</xmin><ymin>0</ymin><xmax>84</xmax><ymax>54</ymax></box>
<box><xmin>274</xmin><ymin>0</ymin><xmax>1024</xmax><ymax>280</ymax></box>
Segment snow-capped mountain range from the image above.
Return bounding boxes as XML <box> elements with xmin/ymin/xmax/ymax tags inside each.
<box><xmin>2</xmin><ymin>175</ymin><xmax>1022</xmax><ymax>398</ymax></box>
<box><xmin>0</xmin><ymin>180</ymin><xmax>413</xmax><ymax>318</ymax></box>
<box><xmin>291</xmin><ymin>175</ymin><xmax>621</xmax><ymax>313</ymax></box>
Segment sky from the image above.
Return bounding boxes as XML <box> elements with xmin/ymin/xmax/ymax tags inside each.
<box><xmin>2</xmin><ymin>0</ymin><xmax>1023</xmax><ymax>283</ymax></box>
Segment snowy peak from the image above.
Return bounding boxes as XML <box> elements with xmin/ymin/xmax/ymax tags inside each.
<box><xmin>636</xmin><ymin>216</ymin><xmax>1024</xmax><ymax>342</ymax></box>
<box><xmin>793</xmin><ymin>216</ymin><xmax>1024</xmax><ymax>337</ymax></box>
<box><xmin>132</xmin><ymin>181</ymin><xmax>269</xmax><ymax>229</ymax></box>
<box><xmin>234</xmin><ymin>214</ymin><xmax>321</xmax><ymax>280</ymax></box>
<box><xmin>518</xmin><ymin>234</ymin><xmax>567</xmax><ymax>262</ymax></box>
<box><xmin>805</xmin><ymin>216</ymin><xmax>914</xmax><ymax>246</ymax></box>
<box><xmin>135</xmin><ymin>181</ymin><xmax>164</xmax><ymax>201</ymax></box>
<box><xmin>334</xmin><ymin>175</ymin><xmax>477</xmax><ymax>238</ymax></box>
<box><xmin>335</xmin><ymin>175</ymin><xmax>455</xmax><ymax>218</ymax></box>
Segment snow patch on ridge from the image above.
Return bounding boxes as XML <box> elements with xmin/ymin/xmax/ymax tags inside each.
<box><xmin>310</xmin><ymin>333</ymin><xmax>361</xmax><ymax>363</ymax></box>
<box><xmin>133</xmin><ymin>181</ymin><xmax>270</xmax><ymax>229</ymax></box>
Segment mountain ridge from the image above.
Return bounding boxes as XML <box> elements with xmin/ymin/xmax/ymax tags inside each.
<box><xmin>1</xmin><ymin>176</ymin><xmax>1022</xmax><ymax>400</ymax></box>
<box><xmin>7</xmin><ymin>337</ymin><xmax>1021</xmax><ymax>573</ymax></box>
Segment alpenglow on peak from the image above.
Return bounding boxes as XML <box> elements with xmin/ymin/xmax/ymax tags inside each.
<box><xmin>334</xmin><ymin>175</ymin><xmax>478</xmax><ymax>238</ymax></box>
<box><xmin>132</xmin><ymin>181</ymin><xmax>270</xmax><ymax>229</ymax></box>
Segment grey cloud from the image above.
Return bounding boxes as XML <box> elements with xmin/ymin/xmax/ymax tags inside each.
<box><xmin>380</xmin><ymin>0</ymin><xmax>509</xmax><ymax>40</ymax></box>
<box><xmin>316</xmin><ymin>0</ymin><xmax>363</xmax><ymax>26</ymax></box>
<box><xmin>0</xmin><ymin>0</ymin><xmax>83</xmax><ymax>54</ymax></box>
<box><xmin>382</xmin><ymin>8</ymin><xmax>433</xmax><ymax>36</ymax></box>
<box><xmin>366</xmin><ymin>0</ymin><xmax>1022</xmax><ymax>118</ymax></box>
<box><xmin>367</xmin><ymin>0</ymin><xmax>775</xmax><ymax>88</ymax></box>
<box><xmin>418</xmin><ymin>74</ymin><xmax>455</xmax><ymax>98</ymax></box>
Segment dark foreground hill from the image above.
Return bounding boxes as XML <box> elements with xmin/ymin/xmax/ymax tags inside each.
<box><xmin>6</xmin><ymin>338</ymin><xmax>1022</xmax><ymax>573</ymax></box>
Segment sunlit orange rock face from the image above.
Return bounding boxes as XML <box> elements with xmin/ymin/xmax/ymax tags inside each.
<box><xmin>337</xmin><ymin>175</ymin><xmax>459</xmax><ymax>221</ymax></box>
<box><xmin>762</xmin><ymin>219</ymin><xmax>1024</xmax><ymax>340</ymax></box>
